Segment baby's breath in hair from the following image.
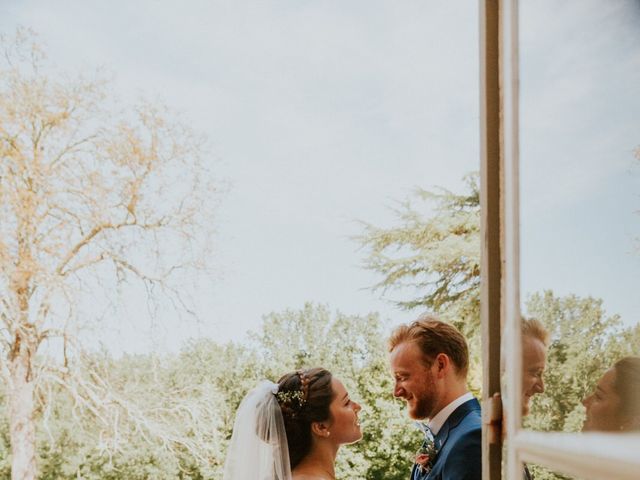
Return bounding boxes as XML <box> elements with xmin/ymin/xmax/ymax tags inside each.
<box><xmin>275</xmin><ymin>370</ymin><xmax>311</xmax><ymax>418</ymax></box>
<box><xmin>275</xmin><ymin>390</ymin><xmax>306</xmax><ymax>409</ymax></box>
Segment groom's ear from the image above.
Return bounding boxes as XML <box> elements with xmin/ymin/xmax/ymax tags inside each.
<box><xmin>310</xmin><ymin>421</ymin><xmax>330</xmax><ymax>438</ymax></box>
<box><xmin>433</xmin><ymin>353</ymin><xmax>450</xmax><ymax>378</ymax></box>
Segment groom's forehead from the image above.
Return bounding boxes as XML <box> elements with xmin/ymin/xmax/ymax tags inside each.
<box><xmin>390</xmin><ymin>341</ymin><xmax>425</xmax><ymax>363</ymax></box>
<box><xmin>390</xmin><ymin>345</ymin><xmax>433</xmax><ymax>374</ymax></box>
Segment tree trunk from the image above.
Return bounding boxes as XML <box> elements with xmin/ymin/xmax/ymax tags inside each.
<box><xmin>8</xmin><ymin>345</ymin><xmax>37</xmax><ymax>480</ymax></box>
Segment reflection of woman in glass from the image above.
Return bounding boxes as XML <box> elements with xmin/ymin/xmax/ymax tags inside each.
<box><xmin>582</xmin><ymin>356</ymin><xmax>640</xmax><ymax>432</ymax></box>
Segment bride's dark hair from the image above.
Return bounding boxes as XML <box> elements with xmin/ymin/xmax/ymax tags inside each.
<box><xmin>276</xmin><ymin>367</ymin><xmax>334</xmax><ymax>469</ymax></box>
<box><xmin>613</xmin><ymin>356</ymin><xmax>640</xmax><ymax>429</ymax></box>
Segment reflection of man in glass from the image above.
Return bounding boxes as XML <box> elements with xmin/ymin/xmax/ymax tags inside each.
<box><xmin>582</xmin><ymin>356</ymin><xmax>640</xmax><ymax>432</ymax></box>
<box><xmin>521</xmin><ymin>318</ymin><xmax>549</xmax><ymax>480</ymax></box>
<box><xmin>522</xmin><ymin>318</ymin><xmax>549</xmax><ymax>417</ymax></box>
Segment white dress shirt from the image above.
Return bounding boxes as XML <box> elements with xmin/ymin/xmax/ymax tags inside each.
<box><xmin>427</xmin><ymin>392</ymin><xmax>475</xmax><ymax>435</ymax></box>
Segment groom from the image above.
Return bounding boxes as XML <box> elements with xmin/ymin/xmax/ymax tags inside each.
<box><xmin>389</xmin><ymin>315</ymin><xmax>481</xmax><ymax>480</ymax></box>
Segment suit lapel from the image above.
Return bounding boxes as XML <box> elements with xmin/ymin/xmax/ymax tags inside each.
<box><xmin>434</xmin><ymin>398</ymin><xmax>480</xmax><ymax>452</ymax></box>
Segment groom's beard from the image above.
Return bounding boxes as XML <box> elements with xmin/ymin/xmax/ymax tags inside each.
<box><xmin>410</xmin><ymin>373</ymin><xmax>438</xmax><ymax>420</ymax></box>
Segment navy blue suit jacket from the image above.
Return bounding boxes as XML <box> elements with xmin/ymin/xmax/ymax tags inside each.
<box><xmin>411</xmin><ymin>398</ymin><xmax>482</xmax><ymax>480</ymax></box>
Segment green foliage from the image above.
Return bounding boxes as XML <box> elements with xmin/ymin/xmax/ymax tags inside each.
<box><xmin>0</xmin><ymin>290</ymin><xmax>633</xmax><ymax>480</ymax></box>
<box><xmin>527</xmin><ymin>465</ymin><xmax>573</xmax><ymax>480</ymax></box>
<box><xmin>0</xmin><ymin>399</ymin><xmax>9</xmax><ymax>480</ymax></box>
<box><xmin>0</xmin><ymin>351</ymin><xmax>228</xmax><ymax>479</ymax></box>
<box><xmin>176</xmin><ymin>339</ymin><xmax>261</xmax><ymax>443</ymax></box>
<box><xmin>0</xmin><ymin>304</ymin><xmax>423</xmax><ymax>479</ymax></box>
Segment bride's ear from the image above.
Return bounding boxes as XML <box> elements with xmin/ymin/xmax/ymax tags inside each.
<box><xmin>310</xmin><ymin>421</ymin><xmax>331</xmax><ymax>438</ymax></box>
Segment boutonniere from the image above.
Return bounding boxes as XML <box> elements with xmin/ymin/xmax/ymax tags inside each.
<box><xmin>415</xmin><ymin>439</ymin><xmax>437</xmax><ymax>474</ymax></box>
<box><xmin>414</xmin><ymin>422</ymin><xmax>437</xmax><ymax>474</ymax></box>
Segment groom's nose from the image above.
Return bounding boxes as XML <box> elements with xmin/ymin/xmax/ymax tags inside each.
<box><xmin>393</xmin><ymin>381</ymin><xmax>404</xmax><ymax>397</ymax></box>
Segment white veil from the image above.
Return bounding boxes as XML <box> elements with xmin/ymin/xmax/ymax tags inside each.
<box><xmin>222</xmin><ymin>380</ymin><xmax>292</xmax><ymax>480</ymax></box>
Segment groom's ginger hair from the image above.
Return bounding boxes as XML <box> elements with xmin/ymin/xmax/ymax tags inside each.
<box><xmin>522</xmin><ymin>317</ymin><xmax>549</xmax><ymax>345</ymax></box>
<box><xmin>388</xmin><ymin>315</ymin><xmax>469</xmax><ymax>378</ymax></box>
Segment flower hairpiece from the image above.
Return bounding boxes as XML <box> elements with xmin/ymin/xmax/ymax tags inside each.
<box><xmin>274</xmin><ymin>370</ymin><xmax>310</xmax><ymax>417</ymax></box>
<box><xmin>275</xmin><ymin>389</ymin><xmax>306</xmax><ymax>407</ymax></box>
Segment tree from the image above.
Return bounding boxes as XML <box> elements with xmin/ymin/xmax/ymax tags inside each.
<box><xmin>356</xmin><ymin>173</ymin><xmax>480</xmax><ymax>338</ymax></box>
<box><xmin>0</xmin><ymin>342</ymin><xmax>245</xmax><ymax>480</ymax></box>
<box><xmin>0</xmin><ymin>30</ymin><xmax>215</xmax><ymax>479</ymax></box>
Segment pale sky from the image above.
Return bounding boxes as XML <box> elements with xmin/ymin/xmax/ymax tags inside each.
<box><xmin>518</xmin><ymin>1</ymin><xmax>640</xmax><ymax>328</ymax></box>
<box><xmin>1</xmin><ymin>1</ymin><xmax>637</xmax><ymax>353</ymax></box>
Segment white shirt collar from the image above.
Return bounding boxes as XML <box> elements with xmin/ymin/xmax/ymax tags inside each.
<box><xmin>427</xmin><ymin>392</ymin><xmax>474</xmax><ymax>435</ymax></box>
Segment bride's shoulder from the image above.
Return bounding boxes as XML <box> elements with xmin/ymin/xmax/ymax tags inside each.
<box><xmin>292</xmin><ymin>473</ymin><xmax>327</xmax><ymax>480</ymax></box>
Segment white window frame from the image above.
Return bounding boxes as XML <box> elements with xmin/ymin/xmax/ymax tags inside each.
<box><xmin>480</xmin><ymin>1</ymin><xmax>640</xmax><ymax>479</ymax></box>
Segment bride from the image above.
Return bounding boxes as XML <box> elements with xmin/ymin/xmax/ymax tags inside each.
<box><xmin>222</xmin><ymin>367</ymin><xmax>362</xmax><ymax>480</ymax></box>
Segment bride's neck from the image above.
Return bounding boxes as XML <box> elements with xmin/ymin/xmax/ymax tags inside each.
<box><xmin>293</xmin><ymin>441</ymin><xmax>339</xmax><ymax>479</ymax></box>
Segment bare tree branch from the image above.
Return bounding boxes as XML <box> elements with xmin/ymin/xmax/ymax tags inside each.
<box><xmin>0</xmin><ymin>30</ymin><xmax>217</xmax><ymax>479</ymax></box>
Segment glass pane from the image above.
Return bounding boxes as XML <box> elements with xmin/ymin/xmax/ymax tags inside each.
<box><xmin>519</xmin><ymin>1</ymin><xmax>640</xmax><ymax>432</ymax></box>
